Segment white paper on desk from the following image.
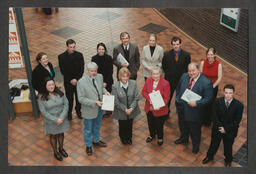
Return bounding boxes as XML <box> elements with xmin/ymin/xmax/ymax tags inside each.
<box><xmin>101</xmin><ymin>95</ymin><xmax>115</xmax><ymax>111</ymax></box>
<box><xmin>117</xmin><ymin>53</ymin><xmax>129</xmax><ymax>66</ymax></box>
<box><xmin>181</xmin><ymin>89</ymin><xmax>202</xmax><ymax>102</ymax></box>
<box><xmin>149</xmin><ymin>90</ymin><xmax>165</xmax><ymax>109</ymax></box>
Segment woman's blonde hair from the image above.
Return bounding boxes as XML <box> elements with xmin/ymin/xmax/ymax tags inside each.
<box><xmin>118</xmin><ymin>67</ymin><xmax>131</xmax><ymax>80</ymax></box>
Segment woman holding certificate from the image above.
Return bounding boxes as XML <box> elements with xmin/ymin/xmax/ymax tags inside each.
<box><xmin>112</xmin><ymin>67</ymin><xmax>141</xmax><ymax>145</ymax></box>
<box><xmin>200</xmin><ymin>48</ymin><xmax>222</xmax><ymax>126</ymax></box>
<box><xmin>142</xmin><ymin>67</ymin><xmax>170</xmax><ymax>146</ymax></box>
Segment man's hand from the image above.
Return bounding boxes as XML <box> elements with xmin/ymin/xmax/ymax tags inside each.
<box><xmin>105</xmin><ymin>92</ymin><xmax>111</xmax><ymax>96</ymax></box>
<box><xmin>218</xmin><ymin>127</ymin><xmax>226</xmax><ymax>134</ymax></box>
<box><xmin>147</xmin><ymin>66</ymin><xmax>153</xmax><ymax>71</ymax></box>
<box><xmin>70</xmin><ymin>79</ymin><xmax>77</xmax><ymax>86</ymax></box>
<box><xmin>56</xmin><ymin>118</ymin><xmax>63</xmax><ymax>125</ymax></box>
<box><xmin>103</xmin><ymin>83</ymin><xmax>107</xmax><ymax>88</ymax></box>
<box><xmin>121</xmin><ymin>63</ymin><xmax>128</xmax><ymax>67</ymax></box>
<box><xmin>188</xmin><ymin>101</ymin><xmax>197</xmax><ymax>107</ymax></box>
<box><xmin>96</xmin><ymin>101</ymin><xmax>103</xmax><ymax>107</ymax></box>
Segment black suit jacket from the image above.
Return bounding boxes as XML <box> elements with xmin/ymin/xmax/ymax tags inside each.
<box><xmin>58</xmin><ymin>50</ymin><xmax>84</xmax><ymax>83</ymax></box>
<box><xmin>212</xmin><ymin>97</ymin><xmax>244</xmax><ymax>138</ymax></box>
<box><xmin>32</xmin><ymin>62</ymin><xmax>55</xmax><ymax>93</ymax></box>
<box><xmin>162</xmin><ymin>49</ymin><xmax>191</xmax><ymax>84</ymax></box>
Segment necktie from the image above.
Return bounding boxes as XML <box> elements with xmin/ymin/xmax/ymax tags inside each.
<box><xmin>92</xmin><ymin>79</ymin><xmax>100</xmax><ymax>101</ymax></box>
<box><xmin>188</xmin><ymin>78</ymin><xmax>194</xmax><ymax>90</ymax></box>
<box><xmin>175</xmin><ymin>52</ymin><xmax>179</xmax><ymax>62</ymax></box>
<box><xmin>226</xmin><ymin>101</ymin><xmax>230</xmax><ymax>108</ymax></box>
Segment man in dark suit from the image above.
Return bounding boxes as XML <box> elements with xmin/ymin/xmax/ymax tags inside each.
<box><xmin>162</xmin><ymin>36</ymin><xmax>191</xmax><ymax>112</ymax></box>
<box><xmin>58</xmin><ymin>39</ymin><xmax>84</xmax><ymax>120</ymax></box>
<box><xmin>175</xmin><ymin>62</ymin><xmax>213</xmax><ymax>154</ymax></box>
<box><xmin>113</xmin><ymin>32</ymin><xmax>140</xmax><ymax>80</ymax></box>
<box><xmin>202</xmin><ymin>84</ymin><xmax>244</xmax><ymax>167</ymax></box>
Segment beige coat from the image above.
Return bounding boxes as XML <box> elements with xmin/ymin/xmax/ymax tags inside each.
<box><xmin>141</xmin><ymin>44</ymin><xmax>164</xmax><ymax>77</ymax></box>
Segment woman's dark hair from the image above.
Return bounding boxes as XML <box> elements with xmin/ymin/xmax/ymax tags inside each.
<box><xmin>97</xmin><ymin>42</ymin><xmax>107</xmax><ymax>53</ymax></box>
<box><xmin>206</xmin><ymin>47</ymin><xmax>217</xmax><ymax>55</ymax></box>
<box><xmin>36</xmin><ymin>52</ymin><xmax>47</xmax><ymax>63</ymax></box>
<box><xmin>40</xmin><ymin>77</ymin><xmax>64</xmax><ymax>101</ymax></box>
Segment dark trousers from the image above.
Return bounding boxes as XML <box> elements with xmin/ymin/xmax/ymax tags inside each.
<box><xmin>147</xmin><ymin>111</ymin><xmax>166</xmax><ymax>139</ymax></box>
<box><xmin>207</xmin><ymin>127</ymin><xmax>234</xmax><ymax>162</ymax></box>
<box><xmin>203</xmin><ymin>86</ymin><xmax>218</xmax><ymax>125</ymax></box>
<box><xmin>118</xmin><ymin>119</ymin><xmax>134</xmax><ymax>141</ymax></box>
<box><xmin>177</xmin><ymin>110</ymin><xmax>201</xmax><ymax>150</ymax></box>
<box><xmin>64</xmin><ymin>81</ymin><xmax>81</xmax><ymax>116</ymax></box>
<box><xmin>167</xmin><ymin>80</ymin><xmax>178</xmax><ymax>111</ymax></box>
<box><xmin>130</xmin><ymin>75</ymin><xmax>137</xmax><ymax>80</ymax></box>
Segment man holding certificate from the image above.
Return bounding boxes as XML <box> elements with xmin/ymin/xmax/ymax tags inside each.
<box><xmin>77</xmin><ymin>62</ymin><xmax>110</xmax><ymax>156</ymax></box>
<box><xmin>175</xmin><ymin>63</ymin><xmax>213</xmax><ymax>154</ymax></box>
<box><xmin>142</xmin><ymin>67</ymin><xmax>170</xmax><ymax>146</ymax></box>
<box><xmin>113</xmin><ymin>32</ymin><xmax>140</xmax><ymax>80</ymax></box>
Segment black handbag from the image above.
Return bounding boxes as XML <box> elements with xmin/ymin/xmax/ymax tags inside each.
<box><xmin>9</xmin><ymin>87</ymin><xmax>21</xmax><ymax>101</ymax></box>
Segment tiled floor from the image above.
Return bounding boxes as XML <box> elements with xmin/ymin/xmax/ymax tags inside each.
<box><xmin>8</xmin><ymin>8</ymin><xmax>247</xmax><ymax>166</ymax></box>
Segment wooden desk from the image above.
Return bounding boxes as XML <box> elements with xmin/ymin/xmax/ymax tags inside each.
<box><xmin>12</xmin><ymin>89</ymin><xmax>33</xmax><ymax>113</ymax></box>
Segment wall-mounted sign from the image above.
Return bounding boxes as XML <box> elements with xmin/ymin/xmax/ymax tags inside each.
<box><xmin>9</xmin><ymin>7</ymin><xmax>23</xmax><ymax>68</ymax></box>
<box><xmin>220</xmin><ymin>8</ymin><xmax>240</xmax><ymax>32</ymax></box>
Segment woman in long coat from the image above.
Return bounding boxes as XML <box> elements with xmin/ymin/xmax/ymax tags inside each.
<box><xmin>38</xmin><ymin>77</ymin><xmax>69</xmax><ymax>161</ymax></box>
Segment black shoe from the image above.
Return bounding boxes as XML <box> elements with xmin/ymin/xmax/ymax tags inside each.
<box><xmin>93</xmin><ymin>140</ymin><xmax>107</xmax><ymax>147</ymax></box>
<box><xmin>103</xmin><ymin>113</ymin><xmax>111</xmax><ymax>118</ymax></box>
<box><xmin>68</xmin><ymin>113</ymin><xmax>72</xmax><ymax>120</ymax></box>
<box><xmin>121</xmin><ymin>139</ymin><xmax>127</xmax><ymax>145</ymax></box>
<box><xmin>202</xmin><ymin>157</ymin><xmax>213</xmax><ymax>164</ymax></box>
<box><xmin>225</xmin><ymin>161</ymin><xmax>232</xmax><ymax>167</ymax></box>
<box><xmin>59</xmin><ymin>148</ymin><xmax>68</xmax><ymax>158</ymax></box>
<box><xmin>157</xmin><ymin>139</ymin><xmax>163</xmax><ymax>146</ymax></box>
<box><xmin>86</xmin><ymin>146</ymin><xmax>93</xmax><ymax>156</ymax></box>
<box><xmin>54</xmin><ymin>152</ymin><xmax>63</xmax><ymax>161</ymax></box>
<box><xmin>127</xmin><ymin>139</ymin><xmax>132</xmax><ymax>145</ymax></box>
<box><xmin>174</xmin><ymin>138</ymin><xmax>188</xmax><ymax>145</ymax></box>
<box><xmin>146</xmin><ymin>136</ymin><xmax>154</xmax><ymax>143</ymax></box>
<box><xmin>192</xmin><ymin>148</ymin><xmax>199</xmax><ymax>154</ymax></box>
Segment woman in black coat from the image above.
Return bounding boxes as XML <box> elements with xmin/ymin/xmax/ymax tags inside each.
<box><xmin>91</xmin><ymin>42</ymin><xmax>114</xmax><ymax>117</ymax></box>
<box><xmin>32</xmin><ymin>52</ymin><xmax>55</xmax><ymax>94</ymax></box>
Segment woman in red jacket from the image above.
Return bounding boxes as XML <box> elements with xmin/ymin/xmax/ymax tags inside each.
<box><xmin>142</xmin><ymin>66</ymin><xmax>170</xmax><ymax>146</ymax></box>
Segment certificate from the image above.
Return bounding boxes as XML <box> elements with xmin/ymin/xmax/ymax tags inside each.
<box><xmin>149</xmin><ymin>90</ymin><xmax>165</xmax><ymax>109</ymax></box>
<box><xmin>181</xmin><ymin>89</ymin><xmax>202</xmax><ymax>102</ymax></box>
<box><xmin>101</xmin><ymin>95</ymin><xmax>115</xmax><ymax>111</ymax></box>
<box><xmin>117</xmin><ymin>53</ymin><xmax>129</xmax><ymax>66</ymax></box>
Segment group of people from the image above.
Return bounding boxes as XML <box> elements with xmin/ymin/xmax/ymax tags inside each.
<box><xmin>31</xmin><ymin>32</ymin><xmax>244</xmax><ymax>167</ymax></box>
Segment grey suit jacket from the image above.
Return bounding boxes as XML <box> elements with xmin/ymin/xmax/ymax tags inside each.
<box><xmin>141</xmin><ymin>44</ymin><xmax>164</xmax><ymax>77</ymax></box>
<box><xmin>111</xmin><ymin>80</ymin><xmax>141</xmax><ymax>120</ymax></box>
<box><xmin>176</xmin><ymin>73</ymin><xmax>213</xmax><ymax>123</ymax></box>
<box><xmin>77</xmin><ymin>74</ymin><xmax>107</xmax><ymax>119</ymax></box>
<box><xmin>113</xmin><ymin>43</ymin><xmax>140</xmax><ymax>78</ymax></box>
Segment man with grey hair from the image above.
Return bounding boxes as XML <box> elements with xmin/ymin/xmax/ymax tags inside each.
<box><xmin>175</xmin><ymin>62</ymin><xmax>213</xmax><ymax>154</ymax></box>
<box><xmin>77</xmin><ymin>62</ymin><xmax>110</xmax><ymax>156</ymax></box>
<box><xmin>113</xmin><ymin>31</ymin><xmax>140</xmax><ymax>80</ymax></box>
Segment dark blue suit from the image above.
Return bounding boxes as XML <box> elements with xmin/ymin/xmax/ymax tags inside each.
<box><xmin>176</xmin><ymin>73</ymin><xmax>213</xmax><ymax>151</ymax></box>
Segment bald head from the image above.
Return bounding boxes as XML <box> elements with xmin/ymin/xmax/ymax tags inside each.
<box><xmin>188</xmin><ymin>62</ymin><xmax>200</xmax><ymax>79</ymax></box>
